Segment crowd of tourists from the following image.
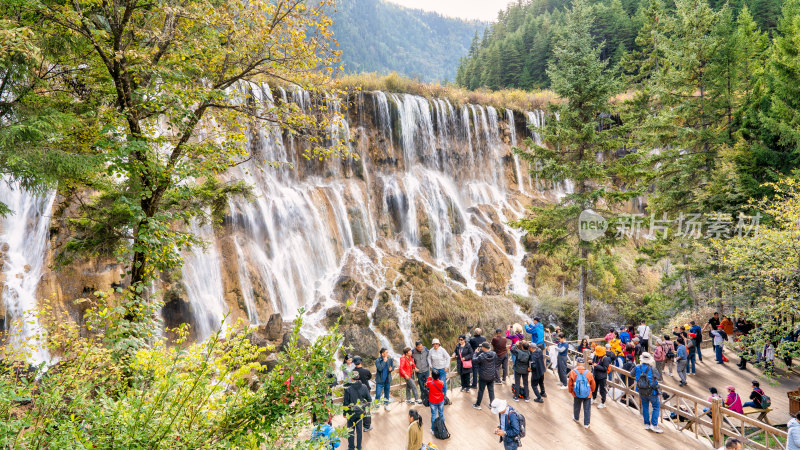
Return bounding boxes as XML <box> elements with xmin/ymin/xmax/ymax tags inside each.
<box><xmin>323</xmin><ymin>312</ymin><xmax>793</xmax><ymax>450</ymax></box>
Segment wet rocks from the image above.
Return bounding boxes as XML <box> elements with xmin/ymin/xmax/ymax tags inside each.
<box><xmin>445</xmin><ymin>266</ymin><xmax>467</xmax><ymax>284</ymax></box>
<box><xmin>476</xmin><ymin>241</ymin><xmax>513</xmax><ymax>295</ymax></box>
<box><xmin>264</xmin><ymin>313</ymin><xmax>284</xmax><ymax>341</ymax></box>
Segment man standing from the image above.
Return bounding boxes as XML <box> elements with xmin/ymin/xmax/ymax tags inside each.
<box><xmin>635</xmin><ymin>352</ymin><xmax>663</xmax><ymax>433</ymax></box>
<box><xmin>491</xmin><ymin>399</ymin><xmax>522</xmax><ymax>450</ymax></box>
<box><xmin>557</xmin><ymin>333</ymin><xmax>570</xmax><ymax>389</ymax></box>
<box><xmin>703</xmin><ymin>312</ymin><xmax>721</xmax><ymax>339</ymax></box>
<box><xmin>351</xmin><ymin>356</ymin><xmax>372</xmax><ymax>432</ymax></box>
<box><xmin>689</xmin><ymin>321</ymin><xmax>703</xmax><ymax>362</ymax></box>
<box><xmin>492</xmin><ymin>328</ymin><xmax>509</xmax><ymax>384</ymax></box>
<box><xmin>529</xmin><ymin>343</ymin><xmax>546</xmax><ymax>402</ymax></box>
<box><xmin>469</xmin><ymin>328</ymin><xmax>487</xmax><ymax>389</ymax></box>
<box><xmin>411</xmin><ymin>341</ymin><xmax>430</xmax><ymax>394</ymax></box>
<box><xmin>525</xmin><ymin>318</ymin><xmax>545</xmax><ymax>350</ymax></box>
<box><xmin>592</xmin><ymin>346</ymin><xmax>610</xmax><ymax>409</ymax></box>
<box><xmin>637</xmin><ymin>320</ymin><xmax>652</xmax><ymax>353</ymax></box>
<box><xmin>343</xmin><ymin>370</ymin><xmax>372</xmax><ymax>450</ymax></box>
<box><xmin>568</xmin><ymin>356</ymin><xmax>596</xmax><ymax>429</ymax></box>
<box><xmin>374</xmin><ymin>348</ymin><xmax>395</xmax><ymax>409</ymax></box>
<box><xmin>427</xmin><ymin>338</ymin><xmax>451</xmax><ymax>397</ymax></box>
<box><xmin>676</xmin><ymin>338</ymin><xmax>688</xmax><ymax>386</ymax></box>
<box><xmin>472</xmin><ymin>342</ymin><xmax>498</xmax><ymax>410</ymax></box>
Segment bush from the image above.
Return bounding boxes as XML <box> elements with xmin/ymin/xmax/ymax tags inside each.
<box><xmin>0</xmin><ymin>298</ymin><xmax>344</xmax><ymax>448</ymax></box>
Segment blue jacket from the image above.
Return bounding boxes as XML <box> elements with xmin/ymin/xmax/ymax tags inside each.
<box><xmin>620</xmin><ymin>331</ymin><xmax>631</xmax><ymax>344</ymax></box>
<box><xmin>525</xmin><ymin>323</ymin><xmax>545</xmax><ymax>345</ymax></box>
<box><xmin>375</xmin><ymin>357</ymin><xmax>395</xmax><ymax>384</ymax></box>
<box><xmin>676</xmin><ymin>344</ymin><xmax>688</xmax><ymax>360</ymax></box>
<box><xmin>499</xmin><ymin>407</ymin><xmax>521</xmax><ymax>444</ymax></box>
<box><xmin>557</xmin><ymin>342</ymin><xmax>569</xmax><ymax>358</ymax></box>
<box><xmin>634</xmin><ymin>363</ymin><xmax>659</xmax><ymax>396</ymax></box>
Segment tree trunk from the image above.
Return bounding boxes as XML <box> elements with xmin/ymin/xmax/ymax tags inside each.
<box><xmin>578</xmin><ymin>246</ymin><xmax>588</xmax><ymax>338</ymax></box>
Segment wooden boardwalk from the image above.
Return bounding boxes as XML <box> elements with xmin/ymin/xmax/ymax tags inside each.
<box><xmin>333</xmin><ymin>347</ymin><xmax>800</xmax><ymax>449</ymax></box>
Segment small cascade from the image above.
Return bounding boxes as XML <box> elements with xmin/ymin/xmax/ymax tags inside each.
<box><xmin>507</xmin><ymin>109</ymin><xmax>526</xmax><ymax>194</ymax></box>
<box><xmin>0</xmin><ymin>180</ymin><xmax>55</xmax><ymax>364</ymax></box>
<box><xmin>181</xmin><ymin>219</ymin><xmax>227</xmax><ymax>341</ymax></box>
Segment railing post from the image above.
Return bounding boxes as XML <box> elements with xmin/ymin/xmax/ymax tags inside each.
<box><xmin>583</xmin><ymin>349</ymin><xmax>592</xmax><ymax>370</ymax></box>
<box><xmin>712</xmin><ymin>397</ymin><xmax>723</xmax><ymax>448</ymax></box>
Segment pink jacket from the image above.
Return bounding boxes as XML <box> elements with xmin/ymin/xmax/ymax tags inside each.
<box><xmin>726</xmin><ymin>392</ymin><xmax>743</xmax><ymax>414</ymax></box>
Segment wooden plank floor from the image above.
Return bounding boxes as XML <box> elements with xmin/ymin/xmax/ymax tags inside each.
<box><xmin>332</xmin><ymin>347</ymin><xmax>800</xmax><ymax>449</ymax></box>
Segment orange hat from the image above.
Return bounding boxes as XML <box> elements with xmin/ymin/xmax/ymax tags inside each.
<box><xmin>594</xmin><ymin>346</ymin><xmax>606</xmax><ymax>357</ymax></box>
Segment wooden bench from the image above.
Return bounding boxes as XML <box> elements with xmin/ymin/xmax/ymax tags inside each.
<box><xmin>742</xmin><ymin>406</ymin><xmax>773</xmax><ymax>424</ymax></box>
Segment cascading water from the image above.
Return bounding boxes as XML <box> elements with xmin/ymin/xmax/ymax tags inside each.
<box><xmin>0</xmin><ymin>180</ymin><xmax>55</xmax><ymax>364</ymax></box>
<box><xmin>181</xmin><ymin>219</ymin><xmax>228</xmax><ymax>340</ymax></box>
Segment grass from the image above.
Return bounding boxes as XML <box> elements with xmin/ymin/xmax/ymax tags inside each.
<box><xmin>336</xmin><ymin>72</ymin><xmax>558</xmax><ymax>112</ymax></box>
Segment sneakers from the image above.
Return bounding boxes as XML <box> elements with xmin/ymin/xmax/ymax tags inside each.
<box><xmin>597</xmin><ymin>403</ymin><xmax>606</xmax><ymax>409</ymax></box>
<box><xmin>514</xmin><ymin>397</ymin><xmax>520</xmax><ymax>402</ymax></box>
<box><xmin>584</xmin><ymin>424</ymin><xmax>590</xmax><ymax>430</ymax></box>
<box><xmin>525</xmin><ymin>398</ymin><xmax>530</xmax><ymax>403</ymax></box>
<box><xmin>651</xmin><ymin>426</ymin><xmax>664</xmax><ymax>434</ymax></box>
<box><xmin>573</xmin><ymin>418</ymin><xmax>580</xmax><ymax>424</ymax></box>
<box><xmin>534</xmin><ymin>398</ymin><xmax>544</xmax><ymax>403</ymax></box>
<box><xmin>406</xmin><ymin>400</ymin><xmax>414</xmax><ymax>405</ymax></box>
<box><xmin>494</xmin><ymin>381</ymin><xmax>503</xmax><ymax>385</ymax></box>
<box><xmin>542</xmin><ymin>393</ymin><xmax>547</xmax><ymax>398</ymax></box>
<box><xmin>559</xmin><ymin>385</ymin><xmax>568</xmax><ymax>390</ymax></box>
<box><xmin>384</xmin><ymin>403</ymin><xmax>392</xmax><ymax>411</ymax></box>
<box><xmin>472</xmin><ymin>403</ymin><xmax>482</xmax><ymax>410</ymax></box>
<box><xmin>643</xmin><ymin>424</ymin><xmax>651</xmax><ymax>431</ymax></box>
<box><xmin>364</xmin><ymin>426</ymin><xmax>374</xmax><ymax>432</ymax></box>
<box><xmin>416</xmin><ymin>400</ymin><xmax>423</xmax><ymax>405</ymax></box>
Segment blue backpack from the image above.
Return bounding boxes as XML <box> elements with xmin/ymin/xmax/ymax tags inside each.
<box><xmin>574</xmin><ymin>369</ymin><xmax>591</xmax><ymax>399</ymax></box>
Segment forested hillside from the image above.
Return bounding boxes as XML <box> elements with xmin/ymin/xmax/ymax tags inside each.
<box><xmin>456</xmin><ymin>0</ymin><xmax>784</xmax><ymax>90</ymax></box>
<box><xmin>330</xmin><ymin>0</ymin><xmax>486</xmax><ymax>82</ymax></box>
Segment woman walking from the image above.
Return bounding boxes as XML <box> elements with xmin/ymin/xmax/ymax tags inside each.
<box><xmin>453</xmin><ymin>335</ymin><xmax>474</xmax><ymax>392</ymax></box>
<box><xmin>407</xmin><ymin>409</ymin><xmax>423</xmax><ymax>450</ymax></box>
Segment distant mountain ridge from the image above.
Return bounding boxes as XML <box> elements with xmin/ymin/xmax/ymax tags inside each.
<box><xmin>330</xmin><ymin>0</ymin><xmax>487</xmax><ymax>82</ymax></box>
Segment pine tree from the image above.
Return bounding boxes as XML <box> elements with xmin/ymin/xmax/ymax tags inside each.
<box><xmin>513</xmin><ymin>0</ymin><xmax>636</xmax><ymax>338</ymax></box>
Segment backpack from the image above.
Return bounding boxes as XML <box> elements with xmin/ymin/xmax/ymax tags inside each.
<box><xmin>433</xmin><ymin>416</ymin><xmax>450</xmax><ymax>440</ymax></box>
<box><xmin>421</xmin><ymin>385</ymin><xmax>430</xmax><ymax>407</ymax></box>
<box><xmin>636</xmin><ymin>365</ymin><xmax>655</xmax><ymax>398</ymax></box>
<box><xmin>510</xmin><ymin>408</ymin><xmax>527</xmax><ymax>439</ymax></box>
<box><xmin>664</xmin><ymin>343</ymin><xmax>675</xmax><ymax>359</ymax></box>
<box><xmin>511</xmin><ymin>383</ymin><xmax>526</xmax><ymax>399</ymax></box>
<box><xmin>757</xmin><ymin>389</ymin><xmax>772</xmax><ymax>409</ymax></box>
<box><xmin>573</xmin><ymin>369</ymin><xmax>591</xmax><ymax>399</ymax></box>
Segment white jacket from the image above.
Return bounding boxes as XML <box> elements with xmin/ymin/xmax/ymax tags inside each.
<box><xmin>787</xmin><ymin>418</ymin><xmax>800</xmax><ymax>450</ymax></box>
<box><xmin>427</xmin><ymin>346</ymin><xmax>451</xmax><ymax>370</ymax></box>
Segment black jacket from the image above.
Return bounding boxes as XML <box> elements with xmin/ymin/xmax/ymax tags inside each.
<box><xmin>455</xmin><ymin>343</ymin><xmax>474</xmax><ymax>374</ymax></box>
<box><xmin>343</xmin><ymin>381</ymin><xmax>372</xmax><ymax>417</ymax></box>
<box><xmin>510</xmin><ymin>346</ymin><xmax>531</xmax><ymax>374</ymax></box>
<box><xmin>473</xmin><ymin>349</ymin><xmax>497</xmax><ymax>380</ymax></box>
<box><xmin>469</xmin><ymin>335</ymin><xmax>486</xmax><ymax>352</ymax></box>
<box><xmin>529</xmin><ymin>348</ymin><xmax>546</xmax><ymax>379</ymax></box>
<box><xmin>354</xmin><ymin>367</ymin><xmax>371</xmax><ymax>388</ymax></box>
<box><xmin>592</xmin><ymin>355</ymin><xmax>610</xmax><ymax>380</ymax></box>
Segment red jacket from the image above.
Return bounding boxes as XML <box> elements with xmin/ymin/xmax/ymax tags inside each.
<box><xmin>399</xmin><ymin>355</ymin><xmax>416</xmax><ymax>379</ymax></box>
<box><xmin>426</xmin><ymin>378</ymin><xmax>445</xmax><ymax>404</ymax></box>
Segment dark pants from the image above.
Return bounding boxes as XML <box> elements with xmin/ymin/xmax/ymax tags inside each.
<box><xmin>573</xmin><ymin>397</ymin><xmax>591</xmax><ymax>425</ymax></box>
<box><xmin>504</xmin><ymin>440</ymin><xmax>519</xmax><ymax>450</ymax></box>
<box><xmin>715</xmin><ymin>345</ymin><xmax>723</xmax><ymax>363</ymax></box>
<box><xmin>557</xmin><ymin>356</ymin><xmax>568</xmax><ymax>386</ymax></box>
<box><xmin>695</xmin><ymin>339</ymin><xmax>703</xmax><ymax>361</ymax></box>
<box><xmin>471</xmin><ymin>366</ymin><xmax>479</xmax><ymax>388</ymax></box>
<box><xmin>347</xmin><ymin>414</ymin><xmax>363</xmax><ymax>450</ymax></box>
<box><xmin>460</xmin><ymin>371</ymin><xmax>471</xmax><ymax>389</ymax></box>
<box><xmin>641</xmin><ymin>338</ymin><xmax>649</xmax><ymax>353</ymax></box>
<box><xmin>495</xmin><ymin>354</ymin><xmax>508</xmax><ymax>382</ymax></box>
<box><xmin>593</xmin><ymin>377</ymin><xmax>607</xmax><ymax>403</ymax></box>
<box><xmin>514</xmin><ymin>372</ymin><xmax>529</xmax><ymax>399</ymax></box>
<box><xmin>416</xmin><ymin>370</ymin><xmax>429</xmax><ymax>394</ymax></box>
<box><xmin>476</xmin><ymin>378</ymin><xmax>495</xmax><ymax>406</ymax></box>
<box><xmin>530</xmin><ymin>375</ymin><xmax>545</xmax><ymax>399</ymax></box>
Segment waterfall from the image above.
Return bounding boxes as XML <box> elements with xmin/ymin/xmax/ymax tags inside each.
<box><xmin>507</xmin><ymin>109</ymin><xmax>526</xmax><ymax>194</ymax></box>
<box><xmin>0</xmin><ymin>180</ymin><xmax>55</xmax><ymax>364</ymax></box>
<box><xmin>181</xmin><ymin>219</ymin><xmax>227</xmax><ymax>340</ymax></box>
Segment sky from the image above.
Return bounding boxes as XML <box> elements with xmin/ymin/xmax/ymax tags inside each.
<box><xmin>387</xmin><ymin>0</ymin><xmax>516</xmax><ymax>22</ymax></box>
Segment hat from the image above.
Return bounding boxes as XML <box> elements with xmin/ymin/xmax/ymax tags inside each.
<box><xmin>633</xmin><ymin>337</ymin><xmax>640</xmax><ymax>342</ymax></box>
<box><xmin>626</xmin><ymin>354</ymin><xmax>634</xmax><ymax>360</ymax></box>
<box><xmin>594</xmin><ymin>346</ymin><xmax>606</xmax><ymax>357</ymax></box>
<box><xmin>684</xmin><ymin>324</ymin><xmax>691</xmax><ymax>330</ymax></box>
<box><xmin>717</xmin><ymin>325</ymin><xmax>724</xmax><ymax>329</ymax></box>
<box><xmin>353</xmin><ymin>356</ymin><xmax>363</xmax><ymax>365</ymax></box>
<box><xmin>533</xmin><ymin>317</ymin><xmax>541</xmax><ymax>322</ymax></box>
<box><xmin>432</xmin><ymin>338</ymin><xmax>440</xmax><ymax>345</ymax></box>
<box><xmin>726</xmin><ymin>385</ymin><xmax>736</xmax><ymax>391</ymax></box>
<box><xmin>576</xmin><ymin>356</ymin><xmax>585</xmax><ymax>363</ymax></box>
<box><xmin>490</xmin><ymin>398</ymin><xmax>508</xmax><ymax>414</ymax></box>
<box><xmin>640</xmin><ymin>352</ymin><xmax>654</xmax><ymax>363</ymax></box>
<box><xmin>495</xmin><ymin>328</ymin><xmax>502</xmax><ymax>333</ymax></box>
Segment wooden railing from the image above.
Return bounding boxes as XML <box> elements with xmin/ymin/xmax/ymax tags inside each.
<box><xmin>544</xmin><ymin>338</ymin><xmax>789</xmax><ymax>449</ymax></box>
<box><xmin>332</xmin><ymin>358</ymin><xmax>462</xmax><ymax>403</ymax></box>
